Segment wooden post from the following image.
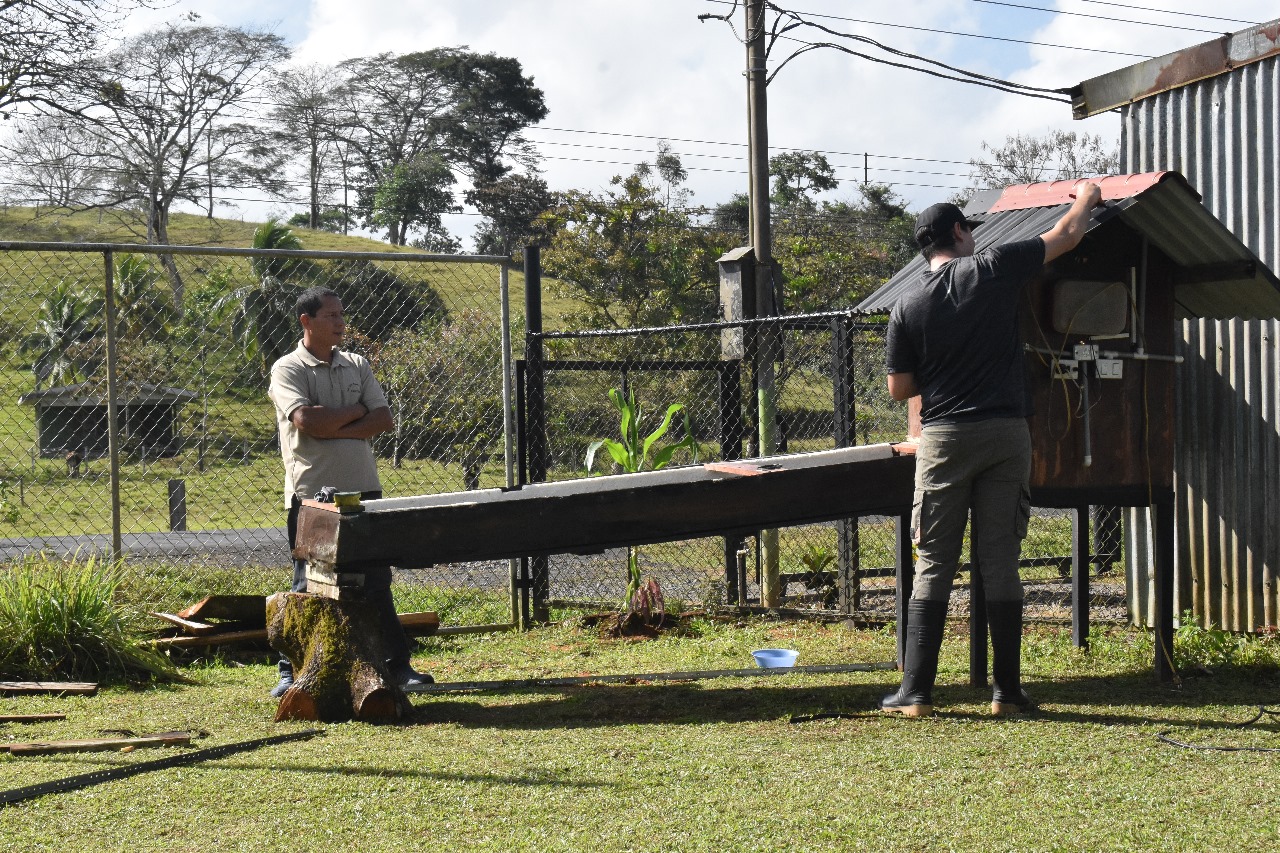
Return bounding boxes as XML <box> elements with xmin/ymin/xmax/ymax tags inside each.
<box><xmin>1072</xmin><ymin>506</ymin><xmax>1091</xmax><ymax>649</ymax></box>
<box><xmin>894</xmin><ymin>513</ymin><xmax>913</xmax><ymax>670</ymax></box>
<box><xmin>168</xmin><ymin>479</ymin><xmax>187</xmax><ymax>532</ymax></box>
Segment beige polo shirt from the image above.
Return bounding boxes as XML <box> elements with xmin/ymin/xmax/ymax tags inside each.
<box><xmin>268</xmin><ymin>342</ymin><xmax>390</xmax><ymax>507</ymax></box>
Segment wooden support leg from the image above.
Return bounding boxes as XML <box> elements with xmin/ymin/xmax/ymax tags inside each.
<box><xmin>1153</xmin><ymin>492</ymin><xmax>1177</xmax><ymax>683</ymax></box>
<box><xmin>894</xmin><ymin>513</ymin><xmax>913</xmax><ymax>670</ymax></box>
<box><xmin>969</xmin><ymin>558</ymin><xmax>988</xmax><ymax>689</ymax></box>
<box><xmin>1072</xmin><ymin>506</ymin><xmax>1091</xmax><ymax>649</ymax></box>
<box><xmin>266</xmin><ymin>592</ymin><xmax>413</xmax><ymax>723</ymax></box>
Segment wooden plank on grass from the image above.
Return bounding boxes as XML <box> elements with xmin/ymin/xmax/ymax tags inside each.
<box><xmin>0</xmin><ymin>682</ymin><xmax>97</xmax><ymax>696</ymax></box>
<box><xmin>6</xmin><ymin>731</ymin><xmax>191</xmax><ymax>756</ymax></box>
<box><xmin>146</xmin><ymin>611</ymin><xmax>440</xmax><ymax>648</ymax></box>
<box><xmin>176</xmin><ymin>595</ymin><xmax>266</xmax><ymax>625</ymax></box>
<box><xmin>0</xmin><ymin>713</ymin><xmax>67</xmax><ymax>723</ymax></box>
<box><xmin>150</xmin><ymin>612</ymin><xmax>224</xmax><ymax>635</ymax></box>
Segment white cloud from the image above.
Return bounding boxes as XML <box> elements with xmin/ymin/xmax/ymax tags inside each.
<box><xmin>134</xmin><ymin>0</ymin><xmax>1280</xmax><ymax>238</ymax></box>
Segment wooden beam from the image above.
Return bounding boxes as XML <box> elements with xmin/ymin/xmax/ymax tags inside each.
<box><xmin>0</xmin><ymin>682</ymin><xmax>97</xmax><ymax>696</ymax></box>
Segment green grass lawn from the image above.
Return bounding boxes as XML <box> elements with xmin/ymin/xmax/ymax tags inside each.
<box><xmin>1</xmin><ymin>618</ymin><xmax>1277</xmax><ymax>851</ymax></box>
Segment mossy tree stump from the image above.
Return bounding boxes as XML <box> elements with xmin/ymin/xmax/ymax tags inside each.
<box><xmin>266</xmin><ymin>592</ymin><xmax>412</xmax><ymax>723</ymax></box>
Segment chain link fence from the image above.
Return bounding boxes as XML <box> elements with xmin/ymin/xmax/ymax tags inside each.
<box><xmin>0</xmin><ymin>241</ymin><xmax>1131</xmax><ymax>631</ymax></box>
<box><xmin>0</xmin><ymin>242</ymin><xmax>517</xmax><ymax>628</ymax></box>
<box><xmin>522</xmin><ymin>313</ymin><xmax>1129</xmax><ymax>625</ymax></box>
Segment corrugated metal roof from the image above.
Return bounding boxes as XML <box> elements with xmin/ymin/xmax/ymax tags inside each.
<box><xmin>1071</xmin><ymin>18</ymin><xmax>1280</xmax><ymax>119</ymax></box>
<box><xmin>18</xmin><ymin>381</ymin><xmax>198</xmax><ymax>407</ymax></box>
<box><xmin>857</xmin><ymin>172</ymin><xmax>1280</xmax><ymax>320</ymax></box>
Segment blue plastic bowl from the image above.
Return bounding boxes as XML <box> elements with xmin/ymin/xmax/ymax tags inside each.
<box><xmin>751</xmin><ymin>648</ymin><xmax>799</xmax><ymax>668</ymax></box>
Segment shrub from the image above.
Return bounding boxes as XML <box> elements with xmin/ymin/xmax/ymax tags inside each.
<box><xmin>0</xmin><ymin>554</ymin><xmax>186</xmax><ymax>684</ymax></box>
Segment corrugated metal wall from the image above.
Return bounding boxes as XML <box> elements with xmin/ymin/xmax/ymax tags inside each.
<box><xmin>1120</xmin><ymin>55</ymin><xmax>1280</xmax><ymax>632</ymax></box>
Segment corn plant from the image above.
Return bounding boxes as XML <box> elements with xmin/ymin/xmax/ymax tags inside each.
<box><xmin>585</xmin><ymin>387</ymin><xmax>699</xmax><ymax>623</ymax></box>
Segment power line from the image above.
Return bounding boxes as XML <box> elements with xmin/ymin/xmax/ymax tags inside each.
<box><xmin>1074</xmin><ymin>0</ymin><xmax>1260</xmax><ymax>27</ymax></box>
<box><xmin>972</xmin><ymin>0</ymin><xmax>1233</xmax><ymax>35</ymax></box>
<box><xmin>702</xmin><ymin>0</ymin><xmax>1151</xmax><ymax>58</ymax></box>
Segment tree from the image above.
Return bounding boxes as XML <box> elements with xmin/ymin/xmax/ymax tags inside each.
<box><xmin>337</xmin><ymin>48</ymin><xmax>546</xmax><ymax>246</ymax></box>
<box><xmin>267</xmin><ymin>64</ymin><xmax>346</xmax><ymax>231</ymax></box>
<box><xmin>960</xmin><ymin>129</ymin><xmax>1118</xmax><ymax>204</ymax></box>
<box><xmin>0</xmin><ymin>0</ymin><xmax>158</xmax><ymax>115</ymax></box>
<box><xmin>435</xmin><ymin>51</ymin><xmax>547</xmax><ymax>185</ymax></box>
<box><xmin>214</xmin><ymin>218</ymin><xmax>311</xmax><ymax>373</ymax></box>
<box><xmin>375</xmin><ymin>310</ymin><xmax>503</xmax><ymax>489</ymax></box>
<box><xmin>539</xmin><ymin>169</ymin><xmax>719</xmax><ymax>330</ymax></box>
<box><xmin>73</xmin><ymin>23</ymin><xmax>290</xmax><ymax>307</ymax></box>
<box><xmin>112</xmin><ymin>253</ymin><xmax>174</xmax><ymax>342</ymax></box>
<box><xmin>770</xmin><ymin>150</ymin><xmax>838</xmax><ymax>213</ymax></box>
<box><xmin>1</xmin><ymin>114</ymin><xmax>103</xmax><ymax>208</ymax></box>
<box><xmin>466</xmin><ymin>171</ymin><xmax>554</xmax><ymax>256</ymax></box>
<box><xmin>367</xmin><ymin>153</ymin><xmax>457</xmax><ymax>247</ymax></box>
<box><xmin>21</xmin><ymin>279</ymin><xmax>102</xmax><ymax>389</ymax></box>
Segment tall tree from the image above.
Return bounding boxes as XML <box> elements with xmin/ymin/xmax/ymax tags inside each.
<box><xmin>0</xmin><ymin>0</ymin><xmax>157</xmax><ymax>115</ymax></box>
<box><xmin>267</xmin><ymin>64</ymin><xmax>345</xmax><ymax>230</ymax></box>
<box><xmin>466</xmin><ymin>171</ymin><xmax>553</xmax><ymax>256</ymax></box>
<box><xmin>770</xmin><ymin>150</ymin><xmax>838</xmax><ymax>213</ymax></box>
<box><xmin>960</xmin><ymin>129</ymin><xmax>1118</xmax><ymax>204</ymax></box>
<box><xmin>436</xmin><ymin>51</ymin><xmax>547</xmax><ymax>185</ymax></box>
<box><xmin>74</xmin><ymin>23</ymin><xmax>290</xmax><ymax>307</ymax></box>
<box><xmin>337</xmin><ymin>49</ymin><xmax>460</xmax><ymax>245</ymax></box>
<box><xmin>540</xmin><ymin>168</ymin><xmax>718</xmax><ymax>330</ymax></box>
<box><xmin>1</xmin><ymin>114</ymin><xmax>102</xmax><ymax>207</ymax></box>
<box><xmin>368</xmin><ymin>152</ymin><xmax>457</xmax><ymax>248</ymax></box>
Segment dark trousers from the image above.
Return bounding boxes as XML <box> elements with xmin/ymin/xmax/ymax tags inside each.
<box><xmin>286</xmin><ymin>491</ymin><xmax>411</xmax><ymax>664</ymax></box>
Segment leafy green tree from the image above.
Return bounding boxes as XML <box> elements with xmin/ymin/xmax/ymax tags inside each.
<box><xmin>466</xmin><ymin>171</ymin><xmax>554</xmax><ymax>256</ymax></box>
<box><xmin>435</xmin><ymin>51</ymin><xmax>547</xmax><ymax>185</ymax></box>
<box><xmin>325</xmin><ymin>259</ymin><xmax>447</xmax><ymax>344</ymax></box>
<box><xmin>770</xmin><ymin>150</ymin><xmax>838</xmax><ymax>213</ymax></box>
<box><xmin>22</xmin><ymin>279</ymin><xmax>102</xmax><ymax>389</ymax></box>
<box><xmin>368</xmin><ymin>153</ymin><xmax>457</xmax><ymax>247</ymax></box>
<box><xmin>374</xmin><ymin>310</ymin><xmax>502</xmax><ymax>489</ymax></box>
<box><xmin>539</xmin><ymin>170</ymin><xmax>720</xmax><ymax>330</ymax></box>
<box><xmin>112</xmin><ymin>253</ymin><xmax>174</xmax><ymax>342</ymax></box>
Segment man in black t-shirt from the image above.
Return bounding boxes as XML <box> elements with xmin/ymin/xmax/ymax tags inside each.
<box><xmin>881</xmin><ymin>183</ymin><xmax>1101</xmax><ymax>718</ymax></box>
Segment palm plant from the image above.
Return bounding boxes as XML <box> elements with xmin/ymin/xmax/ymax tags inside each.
<box><xmin>113</xmin><ymin>253</ymin><xmax>175</xmax><ymax>342</ymax></box>
<box><xmin>21</xmin><ymin>279</ymin><xmax>102</xmax><ymax>389</ymax></box>
<box><xmin>215</xmin><ymin>218</ymin><xmax>315</xmax><ymax>370</ymax></box>
<box><xmin>586</xmin><ymin>387</ymin><xmax>700</xmax><ymax>627</ymax></box>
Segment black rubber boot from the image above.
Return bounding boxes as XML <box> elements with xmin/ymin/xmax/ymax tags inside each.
<box><xmin>269</xmin><ymin>658</ymin><xmax>294</xmax><ymax>698</ymax></box>
<box><xmin>880</xmin><ymin>599</ymin><xmax>948</xmax><ymax>717</ymax></box>
<box><xmin>390</xmin><ymin>659</ymin><xmax>434</xmax><ymax>689</ymax></box>
<box><xmin>988</xmin><ymin>599</ymin><xmax>1034</xmax><ymax>716</ymax></box>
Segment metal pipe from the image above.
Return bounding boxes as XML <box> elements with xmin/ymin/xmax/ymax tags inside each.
<box><xmin>0</xmin><ymin>240</ymin><xmax>509</xmax><ymax>263</ymax></box>
<box><xmin>103</xmin><ymin>250</ymin><xmax>122</xmax><ymax>564</ymax></box>
<box><xmin>499</xmin><ymin>263</ymin><xmax>519</xmax><ymax>629</ymax></box>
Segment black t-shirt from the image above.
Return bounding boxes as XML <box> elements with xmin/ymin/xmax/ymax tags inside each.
<box><xmin>886</xmin><ymin>238</ymin><xmax>1045</xmax><ymax>425</ymax></box>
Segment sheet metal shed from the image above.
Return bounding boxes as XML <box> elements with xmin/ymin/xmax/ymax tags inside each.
<box><xmin>18</xmin><ymin>381</ymin><xmax>197</xmax><ymax>459</ymax></box>
<box><xmin>858</xmin><ymin>171</ymin><xmax>1280</xmax><ymax>679</ymax></box>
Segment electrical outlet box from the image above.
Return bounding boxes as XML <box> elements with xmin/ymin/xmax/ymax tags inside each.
<box><xmin>1052</xmin><ymin>359</ymin><xmax>1079</xmax><ymax>380</ymax></box>
<box><xmin>1073</xmin><ymin>344</ymin><xmax>1099</xmax><ymax>361</ymax></box>
<box><xmin>1096</xmin><ymin>358</ymin><xmax>1124</xmax><ymax>379</ymax></box>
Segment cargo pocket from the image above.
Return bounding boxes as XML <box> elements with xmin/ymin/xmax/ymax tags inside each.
<box><xmin>1015</xmin><ymin>484</ymin><xmax>1030</xmax><ymax>540</ymax></box>
<box><xmin>911</xmin><ymin>491</ymin><xmax>925</xmax><ymax>545</ymax></box>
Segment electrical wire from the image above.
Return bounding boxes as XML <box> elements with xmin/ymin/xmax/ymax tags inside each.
<box><xmin>972</xmin><ymin>0</ymin><xmax>1233</xmax><ymax>35</ymax></box>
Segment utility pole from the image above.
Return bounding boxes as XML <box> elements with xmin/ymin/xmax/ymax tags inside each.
<box><xmin>746</xmin><ymin>0</ymin><xmax>782</xmax><ymax>607</ymax></box>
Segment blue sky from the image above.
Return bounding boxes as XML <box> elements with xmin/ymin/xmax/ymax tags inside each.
<box><xmin>120</xmin><ymin>1</ymin><xmax>1278</xmax><ymax>245</ymax></box>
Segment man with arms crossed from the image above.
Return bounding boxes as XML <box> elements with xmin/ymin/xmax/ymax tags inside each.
<box><xmin>267</xmin><ymin>286</ymin><xmax>432</xmax><ymax>697</ymax></box>
<box><xmin>881</xmin><ymin>182</ymin><xmax>1102</xmax><ymax>717</ymax></box>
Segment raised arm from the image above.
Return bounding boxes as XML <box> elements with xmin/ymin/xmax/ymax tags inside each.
<box><xmin>1039</xmin><ymin>181</ymin><xmax>1102</xmax><ymax>264</ymax></box>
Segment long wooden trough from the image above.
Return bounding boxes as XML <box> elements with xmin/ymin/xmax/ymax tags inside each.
<box><xmin>293</xmin><ymin>443</ymin><xmax>916</xmax><ymax>572</ymax></box>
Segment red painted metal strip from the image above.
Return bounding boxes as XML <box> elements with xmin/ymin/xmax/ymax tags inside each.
<box><xmin>984</xmin><ymin>172</ymin><xmax>1188</xmax><ymax>213</ymax></box>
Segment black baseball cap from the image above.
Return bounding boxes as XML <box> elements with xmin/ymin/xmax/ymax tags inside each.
<box><xmin>913</xmin><ymin>203</ymin><xmax>981</xmax><ymax>249</ymax></box>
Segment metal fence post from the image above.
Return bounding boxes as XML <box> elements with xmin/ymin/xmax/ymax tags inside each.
<box><xmin>523</xmin><ymin>246</ymin><xmax>550</xmax><ymax>624</ymax></box>
<box><xmin>832</xmin><ymin>315</ymin><xmax>861</xmax><ymax>614</ymax></box>
<box><xmin>103</xmin><ymin>250</ymin><xmax>122</xmax><ymax>565</ymax></box>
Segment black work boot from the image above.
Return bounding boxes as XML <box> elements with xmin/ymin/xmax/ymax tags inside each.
<box><xmin>988</xmin><ymin>599</ymin><xmax>1034</xmax><ymax>716</ymax></box>
<box><xmin>269</xmin><ymin>658</ymin><xmax>294</xmax><ymax>698</ymax></box>
<box><xmin>390</xmin><ymin>659</ymin><xmax>434</xmax><ymax>689</ymax></box>
<box><xmin>880</xmin><ymin>599</ymin><xmax>948</xmax><ymax>717</ymax></box>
